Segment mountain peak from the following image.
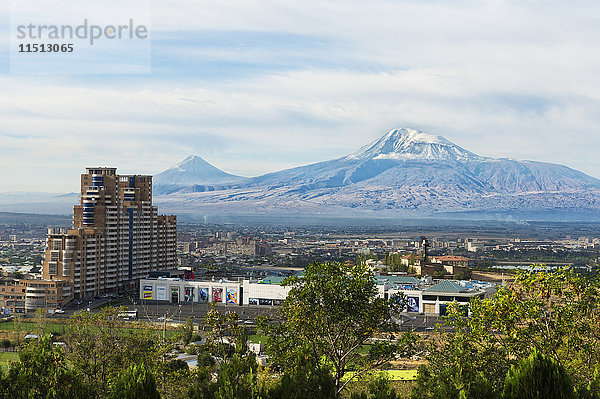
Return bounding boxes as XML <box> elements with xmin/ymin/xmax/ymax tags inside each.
<box><xmin>346</xmin><ymin>128</ymin><xmax>480</xmax><ymax>162</ymax></box>
<box><xmin>154</xmin><ymin>155</ymin><xmax>244</xmax><ymax>185</ymax></box>
<box><xmin>174</xmin><ymin>155</ymin><xmax>213</xmax><ymax>171</ymax></box>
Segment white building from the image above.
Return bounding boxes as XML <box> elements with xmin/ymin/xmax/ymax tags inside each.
<box><xmin>139</xmin><ymin>275</ymin><xmax>496</xmax><ymax>316</ymax></box>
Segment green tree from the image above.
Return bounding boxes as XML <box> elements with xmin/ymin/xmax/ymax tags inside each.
<box><xmin>579</xmin><ymin>368</ymin><xmax>600</xmax><ymax>399</ymax></box>
<box><xmin>109</xmin><ymin>363</ymin><xmax>160</xmax><ymax>399</ymax></box>
<box><xmin>180</xmin><ymin>318</ymin><xmax>194</xmax><ymax>345</ymax></box>
<box><xmin>502</xmin><ymin>350</ymin><xmax>575</xmax><ymax>399</ymax></box>
<box><xmin>413</xmin><ymin>267</ymin><xmax>600</xmax><ymax>398</ymax></box>
<box><xmin>262</xmin><ymin>262</ymin><xmax>414</xmax><ymax>398</ymax></box>
<box><xmin>351</xmin><ymin>373</ymin><xmax>398</xmax><ymax>399</ymax></box>
<box><xmin>63</xmin><ymin>306</ymin><xmax>157</xmax><ymax>396</ymax></box>
<box><xmin>188</xmin><ymin>307</ymin><xmax>264</xmax><ymax>399</ymax></box>
<box><xmin>4</xmin><ymin>335</ymin><xmax>89</xmax><ymax>399</ymax></box>
<box><xmin>267</xmin><ymin>345</ymin><xmax>336</xmax><ymax>399</ymax></box>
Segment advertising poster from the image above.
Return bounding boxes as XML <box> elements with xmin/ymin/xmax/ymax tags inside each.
<box><xmin>272</xmin><ymin>299</ymin><xmax>284</xmax><ymax>306</ymax></box>
<box><xmin>213</xmin><ymin>288</ymin><xmax>223</xmax><ymax>303</ymax></box>
<box><xmin>142</xmin><ymin>285</ymin><xmax>153</xmax><ymax>300</ymax></box>
<box><xmin>226</xmin><ymin>288</ymin><xmax>238</xmax><ymax>304</ymax></box>
<box><xmin>156</xmin><ymin>285</ymin><xmax>167</xmax><ymax>301</ymax></box>
<box><xmin>407</xmin><ymin>297</ymin><xmax>419</xmax><ymax>313</ymax></box>
<box><xmin>248</xmin><ymin>298</ymin><xmax>258</xmax><ymax>305</ymax></box>
<box><xmin>184</xmin><ymin>287</ymin><xmax>194</xmax><ymax>302</ymax></box>
<box><xmin>198</xmin><ymin>288</ymin><xmax>209</xmax><ymax>303</ymax></box>
<box><xmin>259</xmin><ymin>298</ymin><xmax>273</xmax><ymax>306</ymax></box>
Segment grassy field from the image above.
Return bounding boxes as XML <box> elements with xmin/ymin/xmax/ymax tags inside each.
<box><xmin>248</xmin><ymin>334</ymin><xmax>267</xmax><ymax>343</ymax></box>
<box><xmin>0</xmin><ymin>352</ymin><xmax>18</xmax><ymax>370</ymax></box>
<box><xmin>0</xmin><ymin>321</ymin><xmax>179</xmax><ymax>339</ymax></box>
<box><xmin>385</xmin><ymin>369</ymin><xmax>419</xmax><ymax>381</ymax></box>
<box><xmin>344</xmin><ymin>369</ymin><xmax>419</xmax><ymax>381</ymax></box>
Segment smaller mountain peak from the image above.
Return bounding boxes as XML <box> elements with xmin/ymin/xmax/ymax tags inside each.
<box><xmin>154</xmin><ymin>155</ymin><xmax>245</xmax><ymax>185</ymax></box>
<box><xmin>179</xmin><ymin>155</ymin><xmax>205</xmax><ymax>164</ymax></box>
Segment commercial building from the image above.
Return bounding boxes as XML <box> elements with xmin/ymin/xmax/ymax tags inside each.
<box><xmin>139</xmin><ymin>276</ymin><xmax>290</xmax><ymax>306</ymax></box>
<box><xmin>138</xmin><ymin>275</ymin><xmax>495</xmax><ymax>316</ymax></box>
<box><xmin>37</xmin><ymin>167</ymin><xmax>177</xmax><ymax>305</ymax></box>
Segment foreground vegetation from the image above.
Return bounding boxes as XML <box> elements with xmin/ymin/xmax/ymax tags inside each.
<box><xmin>0</xmin><ymin>263</ymin><xmax>600</xmax><ymax>398</ymax></box>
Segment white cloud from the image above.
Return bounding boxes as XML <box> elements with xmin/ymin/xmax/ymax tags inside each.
<box><xmin>2</xmin><ymin>0</ymin><xmax>600</xmax><ymax>191</ymax></box>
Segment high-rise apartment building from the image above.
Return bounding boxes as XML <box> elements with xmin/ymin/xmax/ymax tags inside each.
<box><xmin>41</xmin><ymin>167</ymin><xmax>177</xmax><ymax>300</ymax></box>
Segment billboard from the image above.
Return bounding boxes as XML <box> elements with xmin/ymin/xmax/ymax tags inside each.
<box><xmin>226</xmin><ymin>288</ymin><xmax>238</xmax><ymax>304</ymax></box>
<box><xmin>213</xmin><ymin>288</ymin><xmax>223</xmax><ymax>303</ymax></box>
<box><xmin>258</xmin><ymin>298</ymin><xmax>273</xmax><ymax>306</ymax></box>
<box><xmin>407</xmin><ymin>297</ymin><xmax>419</xmax><ymax>313</ymax></box>
<box><xmin>142</xmin><ymin>285</ymin><xmax>153</xmax><ymax>300</ymax></box>
<box><xmin>156</xmin><ymin>285</ymin><xmax>167</xmax><ymax>301</ymax></box>
<box><xmin>198</xmin><ymin>288</ymin><xmax>209</xmax><ymax>303</ymax></box>
<box><xmin>248</xmin><ymin>298</ymin><xmax>258</xmax><ymax>305</ymax></box>
<box><xmin>184</xmin><ymin>287</ymin><xmax>194</xmax><ymax>302</ymax></box>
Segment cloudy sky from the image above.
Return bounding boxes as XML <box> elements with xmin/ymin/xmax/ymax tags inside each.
<box><xmin>2</xmin><ymin>0</ymin><xmax>600</xmax><ymax>192</ymax></box>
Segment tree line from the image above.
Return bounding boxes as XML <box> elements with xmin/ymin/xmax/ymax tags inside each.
<box><xmin>1</xmin><ymin>263</ymin><xmax>600</xmax><ymax>398</ymax></box>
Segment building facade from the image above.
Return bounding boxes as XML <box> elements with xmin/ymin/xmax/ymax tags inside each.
<box><xmin>41</xmin><ymin>167</ymin><xmax>177</xmax><ymax>302</ymax></box>
<box><xmin>138</xmin><ymin>275</ymin><xmax>496</xmax><ymax>316</ymax></box>
<box><xmin>0</xmin><ymin>278</ymin><xmax>73</xmax><ymax>314</ymax></box>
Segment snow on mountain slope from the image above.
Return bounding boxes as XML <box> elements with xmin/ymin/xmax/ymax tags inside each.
<box><xmin>154</xmin><ymin>128</ymin><xmax>600</xmax><ymax>218</ymax></box>
<box><xmin>347</xmin><ymin>128</ymin><xmax>482</xmax><ymax>162</ymax></box>
<box><xmin>153</xmin><ymin>155</ymin><xmax>248</xmax><ymax>194</ymax></box>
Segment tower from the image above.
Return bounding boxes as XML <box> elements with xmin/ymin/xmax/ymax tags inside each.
<box><xmin>42</xmin><ymin>167</ymin><xmax>177</xmax><ymax>299</ymax></box>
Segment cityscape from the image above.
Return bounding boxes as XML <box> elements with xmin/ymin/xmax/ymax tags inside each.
<box><xmin>2</xmin><ymin>0</ymin><xmax>600</xmax><ymax>398</ymax></box>
<box><xmin>0</xmin><ymin>164</ymin><xmax>599</xmax><ymax>397</ymax></box>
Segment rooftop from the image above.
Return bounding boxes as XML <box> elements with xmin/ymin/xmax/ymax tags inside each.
<box><xmin>424</xmin><ymin>280</ymin><xmax>470</xmax><ymax>293</ymax></box>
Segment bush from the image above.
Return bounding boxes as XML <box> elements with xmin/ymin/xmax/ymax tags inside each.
<box><xmin>502</xmin><ymin>350</ymin><xmax>575</xmax><ymax>399</ymax></box>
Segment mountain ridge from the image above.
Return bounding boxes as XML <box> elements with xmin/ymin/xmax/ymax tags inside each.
<box><xmin>152</xmin><ymin>128</ymin><xmax>600</xmax><ymax>219</ymax></box>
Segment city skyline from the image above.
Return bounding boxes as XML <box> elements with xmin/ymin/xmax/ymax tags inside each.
<box><xmin>2</xmin><ymin>1</ymin><xmax>600</xmax><ymax>192</ymax></box>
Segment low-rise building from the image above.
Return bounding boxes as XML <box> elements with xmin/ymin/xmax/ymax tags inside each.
<box><xmin>0</xmin><ymin>278</ymin><xmax>73</xmax><ymax>314</ymax></box>
<box><xmin>138</xmin><ymin>275</ymin><xmax>496</xmax><ymax>316</ymax></box>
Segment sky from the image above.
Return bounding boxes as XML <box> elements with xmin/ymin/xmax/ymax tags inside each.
<box><xmin>2</xmin><ymin>0</ymin><xmax>600</xmax><ymax>192</ymax></box>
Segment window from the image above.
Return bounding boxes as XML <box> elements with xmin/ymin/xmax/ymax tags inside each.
<box><xmin>48</xmin><ymin>262</ymin><xmax>58</xmax><ymax>275</ymax></box>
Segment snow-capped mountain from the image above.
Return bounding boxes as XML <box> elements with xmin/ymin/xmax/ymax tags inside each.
<box><xmin>4</xmin><ymin>128</ymin><xmax>600</xmax><ymax>221</ymax></box>
<box><xmin>347</xmin><ymin>128</ymin><xmax>481</xmax><ymax>163</ymax></box>
<box><xmin>153</xmin><ymin>128</ymin><xmax>600</xmax><ymax>220</ymax></box>
<box><xmin>153</xmin><ymin>155</ymin><xmax>248</xmax><ymax>194</ymax></box>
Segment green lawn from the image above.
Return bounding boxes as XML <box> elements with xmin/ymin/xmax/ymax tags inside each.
<box><xmin>385</xmin><ymin>369</ymin><xmax>419</xmax><ymax>381</ymax></box>
<box><xmin>248</xmin><ymin>334</ymin><xmax>267</xmax><ymax>344</ymax></box>
<box><xmin>0</xmin><ymin>321</ymin><xmax>67</xmax><ymax>335</ymax></box>
<box><xmin>0</xmin><ymin>352</ymin><xmax>18</xmax><ymax>371</ymax></box>
<box><xmin>344</xmin><ymin>369</ymin><xmax>418</xmax><ymax>381</ymax></box>
<box><xmin>0</xmin><ymin>321</ymin><xmax>178</xmax><ymax>339</ymax></box>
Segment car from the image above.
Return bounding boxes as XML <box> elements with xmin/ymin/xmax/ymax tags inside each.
<box><xmin>54</xmin><ymin>309</ymin><xmax>65</xmax><ymax>314</ymax></box>
<box><xmin>244</xmin><ymin>320</ymin><xmax>254</xmax><ymax>325</ymax></box>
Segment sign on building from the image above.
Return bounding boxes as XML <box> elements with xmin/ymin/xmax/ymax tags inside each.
<box><xmin>407</xmin><ymin>297</ymin><xmax>420</xmax><ymax>313</ymax></box>
<box><xmin>156</xmin><ymin>285</ymin><xmax>167</xmax><ymax>301</ymax></box>
<box><xmin>226</xmin><ymin>288</ymin><xmax>238</xmax><ymax>304</ymax></box>
<box><xmin>142</xmin><ymin>285</ymin><xmax>153</xmax><ymax>300</ymax></box>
